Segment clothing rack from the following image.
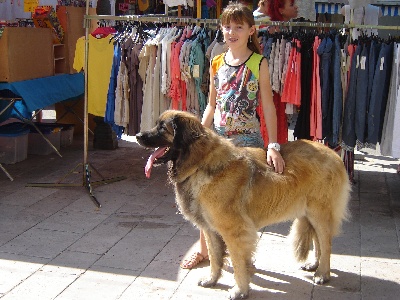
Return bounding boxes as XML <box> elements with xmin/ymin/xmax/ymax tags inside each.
<box><xmin>84</xmin><ymin>14</ymin><xmax>400</xmax><ymax>31</ymax></box>
<box><xmin>80</xmin><ymin>8</ymin><xmax>399</xmax><ymax>206</ymax></box>
<box><xmin>84</xmin><ymin>14</ymin><xmax>221</xmax><ymax>26</ymax></box>
<box><xmin>255</xmin><ymin>20</ymin><xmax>400</xmax><ymax>31</ymax></box>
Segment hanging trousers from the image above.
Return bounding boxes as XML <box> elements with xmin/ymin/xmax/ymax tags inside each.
<box><xmin>342</xmin><ymin>44</ymin><xmax>362</xmax><ymax>150</ymax></box>
<box><xmin>355</xmin><ymin>44</ymin><xmax>369</xmax><ymax>149</ymax></box>
<box><xmin>317</xmin><ymin>37</ymin><xmax>333</xmax><ymax>143</ymax></box>
<box><xmin>367</xmin><ymin>40</ymin><xmax>381</xmax><ymax>108</ymax></box>
<box><xmin>367</xmin><ymin>42</ymin><xmax>394</xmax><ymax>148</ymax></box>
<box><xmin>332</xmin><ymin>34</ymin><xmax>344</xmax><ymax>146</ymax></box>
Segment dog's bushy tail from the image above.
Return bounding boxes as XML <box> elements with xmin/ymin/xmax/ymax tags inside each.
<box><xmin>289</xmin><ymin>217</ymin><xmax>315</xmax><ymax>262</ymax></box>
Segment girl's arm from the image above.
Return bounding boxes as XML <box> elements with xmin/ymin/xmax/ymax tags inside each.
<box><xmin>259</xmin><ymin>58</ymin><xmax>285</xmax><ymax>173</ymax></box>
<box><xmin>201</xmin><ymin>64</ymin><xmax>217</xmax><ymax>128</ymax></box>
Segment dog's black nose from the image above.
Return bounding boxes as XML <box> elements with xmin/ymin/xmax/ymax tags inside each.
<box><xmin>136</xmin><ymin>132</ymin><xmax>143</xmax><ymax>141</ymax></box>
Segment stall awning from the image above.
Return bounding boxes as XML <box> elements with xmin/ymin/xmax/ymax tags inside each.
<box><xmin>381</xmin><ymin>5</ymin><xmax>399</xmax><ymax>16</ymax></box>
<box><xmin>315</xmin><ymin>3</ymin><xmax>343</xmax><ymax>14</ymax></box>
<box><xmin>315</xmin><ymin>2</ymin><xmax>400</xmax><ymax>16</ymax></box>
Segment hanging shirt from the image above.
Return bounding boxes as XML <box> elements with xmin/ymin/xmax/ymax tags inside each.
<box><xmin>139</xmin><ymin>42</ymin><xmax>157</xmax><ymax>131</ymax></box>
<box><xmin>212</xmin><ymin>52</ymin><xmax>263</xmax><ymax>136</ymax></box>
<box><xmin>73</xmin><ymin>35</ymin><xmax>114</xmax><ymax>117</ymax></box>
<box><xmin>381</xmin><ymin>43</ymin><xmax>400</xmax><ymax>158</ymax></box>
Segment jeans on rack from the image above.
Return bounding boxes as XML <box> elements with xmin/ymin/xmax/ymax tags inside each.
<box><xmin>262</xmin><ymin>36</ymin><xmax>274</xmax><ymax>60</ymax></box>
<box><xmin>355</xmin><ymin>44</ymin><xmax>369</xmax><ymax>149</ymax></box>
<box><xmin>105</xmin><ymin>44</ymin><xmax>124</xmax><ymax>138</ymax></box>
<box><xmin>367</xmin><ymin>42</ymin><xmax>394</xmax><ymax>148</ymax></box>
<box><xmin>367</xmin><ymin>40</ymin><xmax>381</xmax><ymax>106</ymax></box>
<box><xmin>332</xmin><ymin>34</ymin><xmax>343</xmax><ymax>147</ymax></box>
<box><xmin>342</xmin><ymin>44</ymin><xmax>362</xmax><ymax>150</ymax></box>
<box><xmin>317</xmin><ymin>37</ymin><xmax>333</xmax><ymax>142</ymax></box>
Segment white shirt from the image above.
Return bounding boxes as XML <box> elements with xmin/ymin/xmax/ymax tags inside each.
<box><xmin>297</xmin><ymin>0</ymin><xmax>316</xmax><ymax>22</ymax></box>
<box><xmin>341</xmin><ymin>4</ymin><xmax>381</xmax><ymax>40</ymax></box>
<box><xmin>163</xmin><ymin>0</ymin><xmax>193</xmax><ymax>7</ymax></box>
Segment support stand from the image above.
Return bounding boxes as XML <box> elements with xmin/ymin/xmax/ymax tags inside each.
<box><xmin>26</xmin><ymin>162</ymin><xmax>126</xmax><ymax>208</ymax></box>
<box><xmin>25</xmin><ymin>5</ymin><xmax>127</xmax><ymax>208</ymax></box>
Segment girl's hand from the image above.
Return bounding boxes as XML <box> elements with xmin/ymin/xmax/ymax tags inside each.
<box><xmin>266</xmin><ymin>149</ymin><xmax>285</xmax><ymax>174</ymax></box>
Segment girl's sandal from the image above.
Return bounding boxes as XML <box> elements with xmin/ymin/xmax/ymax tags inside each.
<box><xmin>180</xmin><ymin>252</ymin><xmax>209</xmax><ymax>269</ymax></box>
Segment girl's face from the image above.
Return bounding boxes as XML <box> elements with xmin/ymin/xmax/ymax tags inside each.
<box><xmin>222</xmin><ymin>21</ymin><xmax>255</xmax><ymax>49</ymax></box>
<box><xmin>279</xmin><ymin>0</ymin><xmax>298</xmax><ymax>21</ymax></box>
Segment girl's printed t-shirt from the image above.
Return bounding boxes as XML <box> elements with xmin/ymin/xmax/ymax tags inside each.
<box><xmin>212</xmin><ymin>52</ymin><xmax>264</xmax><ymax>136</ymax></box>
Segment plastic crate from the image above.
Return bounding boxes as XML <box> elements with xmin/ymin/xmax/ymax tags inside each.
<box><xmin>60</xmin><ymin>124</ymin><xmax>74</xmax><ymax>147</ymax></box>
<box><xmin>28</xmin><ymin>123</ymin><xmax>62</xmax><ymax>155</ymax></box>
<box><xmin>0</xmin><ymin>122</ymin><xmax>29</xmax><ymax>164</ymax></box>
<box><xmin>32</xmin><ymin>122</ymin><xmax>74</xmax><ymax>147</ymax></box>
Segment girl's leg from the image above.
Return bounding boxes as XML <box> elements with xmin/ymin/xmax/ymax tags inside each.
<box><xmin>180</xmin><ymin>230</ymin><xmax>209</xmax><ymax>269</ymax></box>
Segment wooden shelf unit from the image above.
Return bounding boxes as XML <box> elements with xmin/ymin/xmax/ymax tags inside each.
<box><xmin>53</xmin><ymin>43</ymin><xmax>66</xmax><ymax>75</ymax></box>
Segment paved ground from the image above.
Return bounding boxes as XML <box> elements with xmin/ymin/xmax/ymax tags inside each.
<box><xmin>0</xmin><ymin>134</ymin><xmax>399</xmax><ymax>300</ymax></box>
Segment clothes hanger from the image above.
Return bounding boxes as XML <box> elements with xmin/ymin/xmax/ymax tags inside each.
<box><xmin>91</xmin><ymin>21</ymin><xmax>117</xmax><ymax>39</ymax></box>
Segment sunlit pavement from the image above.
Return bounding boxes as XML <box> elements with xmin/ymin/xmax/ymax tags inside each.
<box><xmin>0</xmin><ymin>135</ymin><xmax>399</xmax><ymax>300</ymax></box>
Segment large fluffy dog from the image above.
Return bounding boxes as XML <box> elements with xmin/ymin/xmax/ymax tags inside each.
<box><xmin>136</xmin><ymin>110</ymin><xmax>351</xmax><ymax>299</ymax></box>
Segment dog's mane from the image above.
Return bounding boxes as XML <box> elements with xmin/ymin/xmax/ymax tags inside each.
<box><xmin>166</xmin><ymin>112</ymin><xmax>240</xmax><ymax>183</ymax></box>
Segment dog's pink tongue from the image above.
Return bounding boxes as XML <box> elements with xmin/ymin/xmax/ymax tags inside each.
<box><xmin>145</xmin><ymin>147</ymin><xmax>167</xmax><ymax>178</ymax></box>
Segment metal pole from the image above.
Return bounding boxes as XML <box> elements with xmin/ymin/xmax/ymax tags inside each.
<box><xmin>84</xmin><ymin>0</ymin><xmax>90</xmax><ymax>178</ymax></box>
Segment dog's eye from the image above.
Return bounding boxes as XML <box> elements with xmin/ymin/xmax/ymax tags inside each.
<box><xmin>158</xmin><ymin>122</ymin><xmax>166</xmax><ymax>130</ymax></box>
<box><xmin>158</xmin><ymin>122</ymin><xmax>169</xmax><ymax>133</ymax></box>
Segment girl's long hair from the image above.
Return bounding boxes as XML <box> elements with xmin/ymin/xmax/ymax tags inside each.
<box><xmin>220</xmin><ymin>2</ymin><xmax>261</xmax><ymax>54</ymax></box>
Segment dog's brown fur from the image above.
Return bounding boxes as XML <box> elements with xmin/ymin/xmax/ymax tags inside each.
<box><xmin>136</xmin><ymin>110</ymin><xmax>351</xmax><ymax>299</ymax></box>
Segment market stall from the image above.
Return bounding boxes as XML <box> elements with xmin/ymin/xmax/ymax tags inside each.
<box><xmin>1</xmin><ymin>0</ymin><xmax>399</xmax><ymax>197</ymax></box>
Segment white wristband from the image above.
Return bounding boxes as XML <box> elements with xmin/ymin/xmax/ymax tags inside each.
<box><xmin>267</xmin><ymin>143</ymin><xmax>280</xmax><ymax>151</ymax></box>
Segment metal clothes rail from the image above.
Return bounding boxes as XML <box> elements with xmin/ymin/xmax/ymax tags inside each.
<box><xmin>83</xmin><ymin>14</ymin><xmax>221</xmax><ymax>27</ymax></box>
<box><xmin>83</xmin><ymin>14</ymin><xmax>400</xmax><ymax>31</ymax></box>
<box><xmin>79</xmin><ymin>11</ymin><xmax>399</xmax><ymax>206</ymax></box>
<box><xmin>254</xmin><ymin>20</ymin><xmax>400</xmax><ymax>31</ymax></box>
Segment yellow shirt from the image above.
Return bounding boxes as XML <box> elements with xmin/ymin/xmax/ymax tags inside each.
<box><xmin>73</xmin><ymin>35</ymin><xmax>114</xmax><ymax>117</ymax></box>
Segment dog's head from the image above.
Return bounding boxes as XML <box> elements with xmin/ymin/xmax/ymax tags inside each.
<box><xmin>136</xmin><ymin>110</ymin><xmax>206</xmax><ymax>177</ymax></box>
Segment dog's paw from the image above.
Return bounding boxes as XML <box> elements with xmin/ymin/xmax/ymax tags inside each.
<box><xmin>301</xmin><ymin>262</ymin><xmax>319</xmax><ymax>272</ymax></box>
<box><xmin>228</xmin><ymin>286</ymin><xmax>249</xmax><ymax>300</ymax></box>
<box><xmin>198</xmin><ymin>277</ymin><xmax>217</xmax><ymax>287</ymax></box>
<box><xmin>313</xmin><ymin>272</ymin><xmax>330</xmax><ymax>284</ymax></box>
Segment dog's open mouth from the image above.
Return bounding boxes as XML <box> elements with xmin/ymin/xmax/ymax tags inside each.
<box><xmin>145</xmin><ymin>147</ymin><xmax>170</xmax><ymax>178</ymax></box>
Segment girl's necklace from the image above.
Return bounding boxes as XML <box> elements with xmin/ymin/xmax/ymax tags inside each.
<box><xmin>226</xmin><ymin>52</ymin><xmax>251</xmax><ymax>66</ymax></box>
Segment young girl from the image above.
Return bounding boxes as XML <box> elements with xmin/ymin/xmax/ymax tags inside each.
<box><xmin>180</xmin><ymin>2</ymin><xmax>285</xmax><ymax>269</ymax></box>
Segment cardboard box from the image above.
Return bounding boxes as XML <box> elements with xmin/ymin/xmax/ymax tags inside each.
<box><xmin>56</xmin><ymin>6</ymin><xmax>85</xmax><ymax>74</ymax></box>
<box><xmin>0</xmin><ymin>123</ymin><xmax>29</xmax><ymax>164</ymax></box>
<box><xmin>56</xmin><ymin>6</ymin><xmax>98</xmax><ymax>74</ymax></box>
<box><xmin>0</xmin><ymin>27</ymin><xmax>54</xmax><ymax>82</ymax></box>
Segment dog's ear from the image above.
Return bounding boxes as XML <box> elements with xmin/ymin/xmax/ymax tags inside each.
<box><xmin>172</xmin><ymin>114</ymin><xmax>204</xmax><ymax>148</ymax></box>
